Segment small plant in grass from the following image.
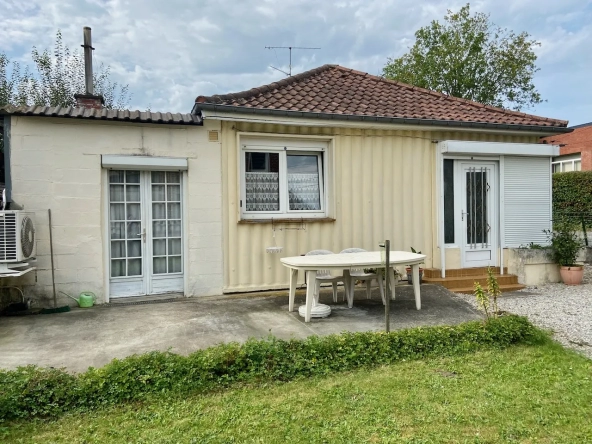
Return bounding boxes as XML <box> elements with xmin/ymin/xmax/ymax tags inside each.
<box><xmin>474</xmin><ymin>267</ymin><xmax>501</xmax><ymax>319</ymax></box>
<box><xmin>474</xmin><ymin>283</ymin><xmax>490</xmax><ymax>318</ymax></box>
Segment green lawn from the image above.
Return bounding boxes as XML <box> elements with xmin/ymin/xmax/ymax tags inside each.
<box><xmin>3</xmin><ymin>341</ymin><xmax>591</xmax><ymax>443</ymax></box>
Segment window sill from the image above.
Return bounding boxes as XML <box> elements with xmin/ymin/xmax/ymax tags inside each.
<box><xmin>238</xmin><ymin>217</ymin><xmax>336</xmax><ymax>224</ymax></box>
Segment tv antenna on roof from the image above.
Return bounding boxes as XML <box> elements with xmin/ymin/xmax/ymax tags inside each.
<box><xmin>265</xmin><ymin>46</ymin><xmax>321</xmax><ymax>76</ymax></box>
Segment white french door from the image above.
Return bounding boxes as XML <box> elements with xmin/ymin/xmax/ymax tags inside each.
<box><xmin>458</xmin><ymin>161</ymin><xmax>498</xmax><ymax>268</ymax></box>
<box><xmin>108</xmin><ymin>170</ymin><xmax>184</xmax><ymax>298</ymax></box>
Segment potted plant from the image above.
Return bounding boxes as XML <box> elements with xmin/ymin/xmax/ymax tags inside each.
<box><xmin>406</xmin><ymin>247</ymin><xmax>424</xmax><ymax>285</ymax></box>
<box><xmin>364</xmin><ymin>267</ymin><xmax>402</xmax><ymax>285</ymax></box>
<box><xmin>545</xmin><ymin>225</ymin><xmax>584</xmax><ymax>285</ymax></box>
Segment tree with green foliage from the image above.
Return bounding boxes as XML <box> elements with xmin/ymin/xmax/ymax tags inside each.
<box><xmin>382</xmin><ymin>4</ymin><xmax>542</xmax><ymax>111</ymax></box>
<box><xmin>1</xmin><ymin>53</ymin><xmax>25</xmax><ymax>106</ymax></box>
<box><xmin>0</xmin><ymin>30</ymin><xmax>130</xmax><ymax>109</ymax></box>
<box><xmin>1</xmin><ymin>31</ymin><xmax>130</xmax><ymax>160</ymax></box>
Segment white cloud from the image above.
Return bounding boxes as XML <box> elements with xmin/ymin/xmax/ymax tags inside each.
<box><xmin>0</xmin><ymin>0</ymin><xmax>589</xmax><ymax>124</ymax></box>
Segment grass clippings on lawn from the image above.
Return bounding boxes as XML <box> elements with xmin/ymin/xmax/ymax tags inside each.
<box><xmin>3</xmin><ymin>340</ymin><xmax>592</xmax><ymax>444</ymax></box>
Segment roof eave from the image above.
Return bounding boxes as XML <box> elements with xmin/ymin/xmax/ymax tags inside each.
<box><xmin>193</xmin><ymin>103</ymin><xmax>571</xmax><ymax>135</ymax></box>
<box><xmin>0</xmin><ymin>107</ymin><xmax>203</xmax><ymax>126</ymax></box>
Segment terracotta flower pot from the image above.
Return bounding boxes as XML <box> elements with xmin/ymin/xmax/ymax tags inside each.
<box><xmin>405</xmin><ymin>267</ymin><xmax>423</xmax><ymax>285</ymax></box>
<box><xmin>559</xmin><ymin>266</ymin><xmax>584</xmax><ymax>285</ymax></box>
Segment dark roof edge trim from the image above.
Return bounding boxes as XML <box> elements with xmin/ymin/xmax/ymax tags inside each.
<box><xmin>193</xmin><ymin>103</ymin><xmax>572</xmax><ymax>134</ymax></box>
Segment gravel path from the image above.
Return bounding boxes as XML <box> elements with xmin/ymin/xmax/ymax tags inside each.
<box><xmin>454</xmin><ymin>265</ymin><xmax>592</xmax><ymax>359</ymax></box>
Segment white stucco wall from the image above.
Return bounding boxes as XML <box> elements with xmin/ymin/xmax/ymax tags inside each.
<box><xmin>7</xmin><ymin>116</ymin><xmax>223</xmax><ymax>306</ymax></box>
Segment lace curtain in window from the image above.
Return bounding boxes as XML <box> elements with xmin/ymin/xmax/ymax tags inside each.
<box><xmin>245</xmin><ymin>172</ymin><xmax>280</xmax><ymax>211</ymax></box>
<box><xmin>288</xmin><ymin>173</ymin><xmax>321</xmax><ymax>210</ymax></box>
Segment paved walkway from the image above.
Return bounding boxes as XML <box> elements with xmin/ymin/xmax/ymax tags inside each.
<box><xmin>0</xmin><ymin>284</ymin><xmax>480</xmax><ymax>373</ymax></box>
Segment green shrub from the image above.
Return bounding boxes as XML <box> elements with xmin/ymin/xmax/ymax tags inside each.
<box><xmin>553</xmin><ymin>171</ymin><xmax>592</xmax><ymax>226</ymax></box>
<box><xmin>0</xmin><ymin>366</ymin><xmax>77</xmax><ymax>420</ymax></box>
<box><xmin>0</xmin><ymin>316</ymin><xmax>544</xmax><ymax>422</ymax></box>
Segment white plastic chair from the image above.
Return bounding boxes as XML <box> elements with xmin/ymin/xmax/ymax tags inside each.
<box><xmin>340</xmin><ymin>248</ymin><xmax>385</xmax><ymax>306</ymax></box>
<box><xmin>305</xmin><ymin>250</ymin><xmax>346</xmax><ymax>305</ymax></box>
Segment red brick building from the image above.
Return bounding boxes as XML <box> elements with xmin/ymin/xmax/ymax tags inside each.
<box><xmin>541</xmin><ymin>122</ymin><xmax>592</xmax><ymax>172</ymax></box>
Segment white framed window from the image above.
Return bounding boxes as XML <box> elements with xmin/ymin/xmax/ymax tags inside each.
<box><xmin>240</xmin><ymin>138</ymin><xmax>329</xmax><ymax>220</ymax></box>
<box><xmin>552</xmin><ymin>156</ymin><xmax>581</xmax><ymax>173</ymax></box>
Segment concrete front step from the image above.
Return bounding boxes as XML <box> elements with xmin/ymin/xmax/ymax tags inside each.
<box><xmin>423</xmin><ymin>274</ymin><xmax>519</xmax><ymax>289</ymax></box>
<box><xmin>424</xmin><ymin>267</ymin><xmax>508</xmax><ymax>279</ymax></box>
<box><xmin>452</xmin><ymin>284</ymin><xmax>526</xmax><ymax>294</ymax></box>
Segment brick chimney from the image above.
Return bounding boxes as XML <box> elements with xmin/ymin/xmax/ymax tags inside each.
<box><xmin>75</xmin><ymin>93</ymin><xmax>104</xmax><ymax>109</ymax></box>
<box><xmin>75</xmin><ymin>27</ymin><xmax>104</xmax><ymax>109</ymax></box>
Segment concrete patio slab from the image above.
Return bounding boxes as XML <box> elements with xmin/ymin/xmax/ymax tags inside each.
<box><xmin>0</xmin><ymin>284</ymin><xmax>481</xmax><ymax>373</ymax></box>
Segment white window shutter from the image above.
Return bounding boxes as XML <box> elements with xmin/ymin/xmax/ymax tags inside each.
<box><xmin>503</xmin><ymin>156</ymin><xmax>552</xmax><ymax>247</ymax></box>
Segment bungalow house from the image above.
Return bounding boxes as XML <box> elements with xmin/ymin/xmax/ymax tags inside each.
<box><xmin>192</xmin><ymin>65</ymin><xmax>569</xmax><ymax>293</ymax></box>
<box><xmin>0</xmin><ymin>64</ymin><xmax>570</xmax><ymax>306</ymax></box>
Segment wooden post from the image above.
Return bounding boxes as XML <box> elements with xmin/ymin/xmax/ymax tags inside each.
<box><xmin>384</xmin><ymin>240</ymin><xmax>390</xmax><ymax>332</ymax></box>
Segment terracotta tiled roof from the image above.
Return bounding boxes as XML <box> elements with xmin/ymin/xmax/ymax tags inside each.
<box><xmin>0</xmin><ymin>105</ymin><xmax>202</xmax><ymax>125</ymax></box>
<box><xmin>540</xmin><ymin>123</ymin><xmax>592</xmax><ymax>148</ymax></box>
<box><xmin>195</xmin><ymin>64</ymin><xmax>567</xmax><ymax>129</ymax></box>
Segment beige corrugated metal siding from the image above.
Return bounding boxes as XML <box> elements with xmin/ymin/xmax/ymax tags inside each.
<box><xmin>221</xmin><ymin>121</ymin><xmax>537</xmax><ymax>292</ymax></box>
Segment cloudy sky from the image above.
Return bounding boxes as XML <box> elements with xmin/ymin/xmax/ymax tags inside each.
<box><xmin>1</xmin><ymin>0</ymin><xmax>590</xmax><ymax>125</ymax></box>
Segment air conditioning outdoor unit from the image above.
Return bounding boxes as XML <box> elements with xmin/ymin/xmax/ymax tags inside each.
<box><xmin>0</xmin><ymin>211</ymin><xmax>37</xmax><ymax>264</ymax></box>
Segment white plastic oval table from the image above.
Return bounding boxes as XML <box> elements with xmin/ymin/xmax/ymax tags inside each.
<box><xmin>280</xmin><ymin>251</ymin><xmax>426</xmax><ymax>322</ymax></box>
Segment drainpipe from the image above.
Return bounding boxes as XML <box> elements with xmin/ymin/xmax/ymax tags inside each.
<box><xmin>499</xmin><ymin>156</ymin><xmax>505</xmax><ymax>275</ymax></box>
<box><xmin>3</xmin><ymin>116</ymin><xmax>11</xmax><ymax>207</ymax></box>
<box><xmin>437</xmin><ymin>146</ymin><xmax>445</xmax><ymax>278</ymax></box>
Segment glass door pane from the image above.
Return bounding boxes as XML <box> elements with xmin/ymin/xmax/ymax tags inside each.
<box><xmin>465</xmin><ymin>168</ymin><xmax>488</xmax><ymax>246</ymax></box>
<box><xmin>109</xmin><ymin>170</ymin><xmax>143</xmax><ymax>277</ymax></box>
<box><xmin>151</xmin><ymin>171</ymin><xmax>183</xmax><ymax>274</ymax></box>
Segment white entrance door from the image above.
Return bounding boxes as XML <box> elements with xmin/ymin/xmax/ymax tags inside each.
<box><xmin>108</xmin><ymin>170</ymin><xmax>184</xmax><ymax>298</ymax></box>
<box><xmin>458</xmin><ymin>162</ymin><xmax>497</xmax><ymax>268</ymax></box>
